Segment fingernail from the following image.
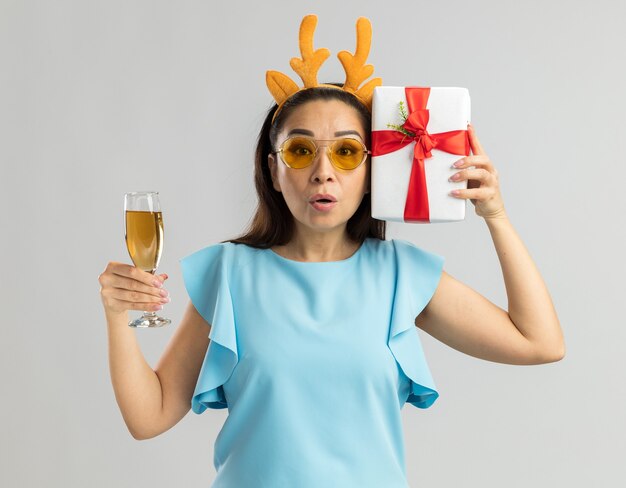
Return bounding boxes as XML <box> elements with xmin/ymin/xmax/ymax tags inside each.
<box><xmin>452</xmin><ymin>160</ymin><xmax>463</xmax><ymax>167</ymax></box>
<box><xmin>153</xmin><ymin>279</ymin><xmax>163</xmax><ymax>288</ymax></box>
<box><xmin>159</xmin><ymin>289</ymin><xmax>169</xmax><ymax>297</ymax></box>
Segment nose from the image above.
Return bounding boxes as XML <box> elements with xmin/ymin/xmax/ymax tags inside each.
<box><xmin>310</xmin><ymin>145</ymin><xmax>335</xmax><ymax>182</ymax></box>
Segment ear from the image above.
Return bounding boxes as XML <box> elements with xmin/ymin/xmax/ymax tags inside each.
<box><xmin>268</xmin><ymin>153</ymin><xmax>282</xmax><ymax>192</ymax></box>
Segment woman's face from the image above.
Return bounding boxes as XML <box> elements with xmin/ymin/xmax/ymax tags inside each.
<box><xmin>268</xmin><ymin>99</ymin><xmax>371</xmax><ymax>238</ymax></box>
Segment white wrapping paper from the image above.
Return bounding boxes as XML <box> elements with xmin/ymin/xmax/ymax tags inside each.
<box><xmin>371</xmin><ymin>86</ymin><xmax>471</xmax><ymax>223</ymax></box>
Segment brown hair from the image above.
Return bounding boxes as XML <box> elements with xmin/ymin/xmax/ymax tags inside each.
<box><xmin>224</xmin><ymin>84</ymin><xmax>386</xmax><ymax>248</ymax></box>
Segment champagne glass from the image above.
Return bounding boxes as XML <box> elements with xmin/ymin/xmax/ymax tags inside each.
<box><xmin>124</xmin><ymin>191</ymin><xmax>171</xmax><ymax>328</ymax></box>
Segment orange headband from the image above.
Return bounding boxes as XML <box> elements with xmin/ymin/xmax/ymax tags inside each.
<box><xmin>266</xmin><ymin>14</ymin><xmax>382</xmax><ymax>123</ymax></box>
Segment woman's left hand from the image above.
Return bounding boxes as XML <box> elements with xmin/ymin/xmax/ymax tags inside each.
<box><xmin>449</xmin><ymin>124</ymin><xmax>506</xmax><ymax>220</ymax></box>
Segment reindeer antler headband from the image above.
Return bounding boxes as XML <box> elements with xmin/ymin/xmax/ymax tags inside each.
<box><xmin>266</xmin><ymin>14</ymin><xmax>382</xmax><ymax>122</ymax></box>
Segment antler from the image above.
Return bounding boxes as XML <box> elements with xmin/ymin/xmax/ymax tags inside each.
<box><xmin>289</xmin><ymin>14</ymin><xmax>330</xmax><ymax>88</ymax></box>
<box><xmin>266</xmin><ymin>15</ymin><xmax>382</xmax><ymax>114</ymax></box>
<box><xmin>337</xmin><ymin>17</ymin><xmax>382</xmax><ymax>108</ymax></box>
<box><xmin>266</xmin><ymin>14</ymin><xmax>330</xmax><ymax>107</ymax></box>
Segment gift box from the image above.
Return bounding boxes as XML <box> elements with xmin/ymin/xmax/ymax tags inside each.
<box><xmin>371</xmin><ymin>86</ymin><xmax>471</xmax><ymax>223</ymax></box>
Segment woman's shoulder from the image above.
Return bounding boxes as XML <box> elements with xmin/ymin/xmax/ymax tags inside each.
<box><xmin>183</xmin><ymin>240</ymin><xmax>254</xmax><ymax>254</ymax></box>
<box><xmin>366</xmin><ymin>236</ymin><xmax>425</xmax><ymax>252</ymax></box>
<box><xmin>181</xmin><ymin>240</ymin><xmax>231</xmax><ymax>260</ymax></box>
<box><xmin>366</xmin><ymin>237</ymin><xmax>444</xmax><ymax>262</ymax></box>
<box><xmin>179</xmin><ymin>241</ymin><xmax>247</xmax><ymax>272</ymax></box>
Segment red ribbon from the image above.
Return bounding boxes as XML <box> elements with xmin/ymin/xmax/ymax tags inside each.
<box><xmin>371</xmin><ymin>87</ymin><xmax>470</xmax><ymax>222</ymax></box>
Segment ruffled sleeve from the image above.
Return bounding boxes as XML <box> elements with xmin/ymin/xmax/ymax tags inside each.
<box><xmin>388</xmin><ymin>239</ymin><xmax>445</xmax><ymax>409</ymax></box>
<box><xmin>178</xmin><ymin>242</ymin><xmax>238</xmax><ymax>413</ymax></box>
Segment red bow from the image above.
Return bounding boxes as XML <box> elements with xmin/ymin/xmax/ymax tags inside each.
<box><xmin>371</xmin><ymin>87</ymin><xmax>470</xmax><ymax>222</ymax></box>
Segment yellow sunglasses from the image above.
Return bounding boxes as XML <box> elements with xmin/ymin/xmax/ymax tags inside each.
<box><xmin>271</xmin><ymin>136</ymin><xmax>371</xmax><ymax>170</ymax></box>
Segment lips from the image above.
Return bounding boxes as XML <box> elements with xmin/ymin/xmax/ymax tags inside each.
<box><xmin>309</xmin><ymin>193</ymin><xmax>337</xmax><ymax>203</ymax></box>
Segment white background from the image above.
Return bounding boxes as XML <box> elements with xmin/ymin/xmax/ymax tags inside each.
<box><xmin>2</xmin><ymin>0</ymin><xmax>624</xmax><ymax>486</ymax></box>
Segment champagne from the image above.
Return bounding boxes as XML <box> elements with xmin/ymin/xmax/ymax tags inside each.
<box><xmin>125</xmin><ymin>210</ymin><xmax>164</xmax><ymax>273</ymax></box>
<box><xmin>123</xmin><ymin>191</ymin><xmax>170</xmax><ymax>328</ymax></box>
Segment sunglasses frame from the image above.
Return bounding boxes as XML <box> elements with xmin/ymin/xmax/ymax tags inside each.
<box><xmin>271</xmin><ymin>136</ymin><xmax>372</xmax><ymax>170</ymax></box>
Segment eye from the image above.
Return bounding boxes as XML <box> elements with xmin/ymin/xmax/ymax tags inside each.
<box><xmin>284</xmin><ymin>137</ymin><xmax>316</xmax><ymax>157</ymax></box>
<box><xmin>334</xmin><ymin>139</ymin><xmax>362</xmax><ymax>157</ymax></box>
<box><xmin>293</xmin><ymin>146</ymin><xmax>313</xmax><ymax>155</ymax></box>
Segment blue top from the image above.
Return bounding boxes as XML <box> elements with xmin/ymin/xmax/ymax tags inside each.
<box><xmin>179</xmin><ymin>237</ymin><xmax>445</xmax><ymax>488</ymax></box>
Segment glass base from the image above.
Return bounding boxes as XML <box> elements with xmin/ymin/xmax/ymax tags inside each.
<box><xmin>128</xmin><ymin>311</ymin><xmax>171</xmax><ymax>328</ymax></box>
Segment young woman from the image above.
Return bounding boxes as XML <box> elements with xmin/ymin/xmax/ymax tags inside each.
<box><xmin>98</xmin><ymin>83</ymin><xmax>564</xmax><ymax>487</ymax></box>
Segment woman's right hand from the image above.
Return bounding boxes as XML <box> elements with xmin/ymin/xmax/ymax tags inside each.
<box><xmin>98</xmin><ymin>262</ymin><xmax>170</xmax><ymax>316</ymax></box>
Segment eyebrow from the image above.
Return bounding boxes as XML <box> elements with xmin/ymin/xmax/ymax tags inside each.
<box><xmin>286</xmin><ymin>128</ymin><xmax>364</xmax><ymax>139</ymax></box>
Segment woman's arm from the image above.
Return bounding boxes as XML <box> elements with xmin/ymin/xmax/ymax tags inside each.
<box><xmin>105</xmin><ymin>309</ymin><xmax>166</xmax><ymax>439</ymax></box>
<box><xmin>100</xmin><ymin>260</ymin><xmax>214</xmax><ymax>440</ymax></box>
<box><xmin>415</xmin><ymin>124</ymin><xmax>564</xmax><ymax>365</ymax></box>
<box><xmin>106</xmin><ymin>300</ymin><xmax>210</xmax><ymax>440</ymax></box>
<box><xmin>417</xmin><ymin>212</ymin><xmax>565</xmax><ymax>365</ymax></box>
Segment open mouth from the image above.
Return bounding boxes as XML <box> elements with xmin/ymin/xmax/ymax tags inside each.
<box><xmin>310</xmin><ymin>200</ymin><xmax>337</xmax><ymax>211</ymax></box>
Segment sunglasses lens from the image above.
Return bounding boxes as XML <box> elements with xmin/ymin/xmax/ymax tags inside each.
<box><xmin>331</xmin><ymin>138</ymin><xmax>366</xmax><ymax>170</ymax></box>
<box><xmin>282</xmin><ymin>137</ymin><xmax>317</xmax><ymax>168</ymax></box>
<box><xmin>280</xmin><ymin>137</ymin><xmax>366</xmax><ymax>169</ymax></box>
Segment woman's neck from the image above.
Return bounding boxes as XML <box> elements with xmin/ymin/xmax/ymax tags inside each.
<box><xmin>272</xmin><ymin>228</ymin><xmax>360</xmax><ymax>262</ymax></box>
